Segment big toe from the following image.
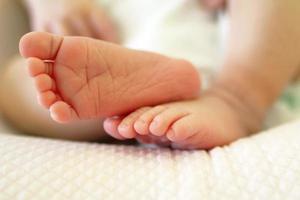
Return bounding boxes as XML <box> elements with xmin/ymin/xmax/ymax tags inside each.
<box><xmin>19</xmin><ymin>32</ymin><xmax>63</xmax><ymax>60</ymax></box>
<box><xmin>50</xmin><ymin>101</ymin><xmax>79</xmax><ymax>123</ymax></box>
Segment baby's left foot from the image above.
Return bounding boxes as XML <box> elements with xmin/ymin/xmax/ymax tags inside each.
<box><xmin>104</xmin><ymin>88</ymin><xmax>263</xmax><ymax>149</ymax></box>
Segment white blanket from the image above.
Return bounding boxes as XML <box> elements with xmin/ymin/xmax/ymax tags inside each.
<box><xmin>1</xmin><ymin>120</ymin><xmax>300</xmax><ymax>200</ymax></box>
<box><xmin>1</xmin><ymin>0</ymin><xmax>300</xmax><ymax>199</ymax></box>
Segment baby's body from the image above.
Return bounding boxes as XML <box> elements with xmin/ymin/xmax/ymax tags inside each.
<box><xmin>11</xmin><ymin>0</ymin><xmax>300</xmax><ymax>149</ymax></box>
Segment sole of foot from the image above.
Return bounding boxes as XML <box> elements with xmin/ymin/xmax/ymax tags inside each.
<box><xmin>19</xmin><ymin>32</ymin><xmax>201</xmax><ymax>123</ymax></box>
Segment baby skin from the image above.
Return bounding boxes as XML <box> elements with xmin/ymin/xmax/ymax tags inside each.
<box><xmin>20</xmin><ymin>0</ymin><xmax>300</xmax><ymax>149</ymax></box>
<box><xmin>19</xmin><ymin>32</ymin><xmax>200</xmax><ymax>123</ymax></box>
<box><xmin>104</xmin><ymin>93</ymin><xmax>259</xmax><ymax>149</ymax></box>
<box><xmin>103</xmin><ymin>0</ymin><xmax>300</xmax><ymax>149</ymax></box>
<box><xmin>19</xmin><ymin>32</ymin><xmax>261</xmax><ymax>150</ymax></box>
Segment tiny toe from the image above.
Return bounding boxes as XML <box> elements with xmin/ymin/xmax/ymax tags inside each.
<box><xmin>134</xmin><ymin>119</ymin><xmax>149</xmax><ymax>135</ymax></box>
<box><xmin>20</xmin><ymin>32</ymin><xmax>63</xmax><ymax>60</ymax></box>
<box><xmin>166</xmin><ymin>115</ymin><xmax>195</xmax><ymax>142</ymax></box>
<box><xmin>103</xmin><ymin>117</ymin><xmax>127</xmax><ymax>140</ymax></box>
<box><xmin>27</xmin><ymin>58</ymin><xmax>45</xmax><ymax>76</ymax></box>
<box><xmin>27</xmin><ymin>57</ymin><xmax>53</xmax><ymax>77</ymax></box>
<box><xmin>50</xmin><ymin>101</ymin><xmax>79</xmax><ymax>123</ymax></box>
<box><xmin>134</xmin><ymin>106</ymin><xmax>167</xmax><ymax>135</ymax></box>
<box><xmin>37</xmin><ymin>91</ymin><xmax>57</xmax><ymax>108</ymax></box>
<box><xmin>34</xmin><ymin>74</ymin><xmax>55</xmax><ymax>92</ymax></box>
<box><xmin>168</xmin><ymin>115</ymin><xmax>221</xmax><ymax>150</ymax></box>
<box><xmin>149</xmin><ymin>108</ymin><xmax>189</xmax><ymax>137</ymax></box>
<box><xmin>118</xmin><ymin>107</ymin><xmax>150</xmax><ymax>139</ymax></box>
<box><xmin>135</xmin><ymin>135</ymin><xmax>155</xmax><ymax>144</ymax></box>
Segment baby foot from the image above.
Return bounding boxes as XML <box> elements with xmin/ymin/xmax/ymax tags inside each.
<box><xmin>104</xmin><ymin>87</ymin><xmax>263</xmax><ymax>149</ymax></box>
<box><xmin>19</xmin><ymin>32</ymin><xmax>200</xmax><ymax>123</ymax></box>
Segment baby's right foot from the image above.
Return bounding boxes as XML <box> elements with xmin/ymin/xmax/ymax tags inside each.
<box><xmin>19</xmin><ymin>32</ymin><xmax>200</xmax><ymax>123</ymax></box>
<box><xmin>104</xmin><ymin>86</ymin><xmax>263</xmax><ymax>149</ymax></box>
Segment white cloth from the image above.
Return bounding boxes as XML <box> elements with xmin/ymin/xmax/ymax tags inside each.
<box><xmin>98</xmin><ymin>0</ymin><xmax>222</xmax><ymax>89</ymax></box>
<box><xmin>1</xmin><ymin>1</ymin><xmax>300</xmax><ymax>199</ymax></box>
<box><xmin>98</xmin><ymin>0</ymin><xmax>221</xmax><ymax>69</ymax></box>
<box><xmin>1</xmin><ymin>120</ymin><xmax>300</xmax><ymax>200</ymax></box>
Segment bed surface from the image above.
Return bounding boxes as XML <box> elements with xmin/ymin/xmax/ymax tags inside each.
<box><xmin>1</xmin><ymin>120</ymin><xmax>300</xmax><ymax>200</ymax></box>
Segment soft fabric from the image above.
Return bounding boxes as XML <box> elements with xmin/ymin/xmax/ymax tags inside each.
<box><xmin>1</xmin><ymin>120</ymin><xmax>300</xmax><ymax>200</ymax></box>
<box><xmin>0</xmin><ymin>1</ymin><xmax>300</xmax><ymax>199</ymax></box>
<box><xmin>99</xmin><ymin>0</ymin><xmax>221</xmax><ymax>68</ymax></box>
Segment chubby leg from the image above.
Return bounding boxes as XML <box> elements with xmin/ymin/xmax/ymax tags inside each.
<box><xmin>0</xmin><ymin>57</ymin><xmax>107</xmax><ymax>141</ymax></box>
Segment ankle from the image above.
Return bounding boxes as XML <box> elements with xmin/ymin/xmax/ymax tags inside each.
<box><xmin>208</xmin><ymin>81</ymin><xmax>266</xmax><ymax>135</ymax></box>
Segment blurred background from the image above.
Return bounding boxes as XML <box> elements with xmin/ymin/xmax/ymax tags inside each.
<box><xmin>0</xmin><ymin>0</ymin><xmax>29</xmax><ymax>66</ymax></box>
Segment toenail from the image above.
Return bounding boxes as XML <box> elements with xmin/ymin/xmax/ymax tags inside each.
<box><xmin>137</xmin><ymin>119</ymin><xmax>146</xmax><ymax>125</ymax></box>
<box><xmin>119</xmin><ymin>124</ymin><xmax>129</xmax><ymax>130</ymax></box>
<box><xmin>167</xmin><ymin>129</ymin><xmax>175</xmax><ymax>139</ymax></box>
<box><xmin>152</xmin><ymin>116</ymin><xmax>162</xmax><ymax>127</ymax></box>
<box><xmin>153</xmin><ymin>116</ymin><xmax>161</xmax><ymax>122</ymax></box>
<box><xmin>151</xmin><ymin>120</ymin><xmax>158</xmax><ymax>128</ymax></box>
